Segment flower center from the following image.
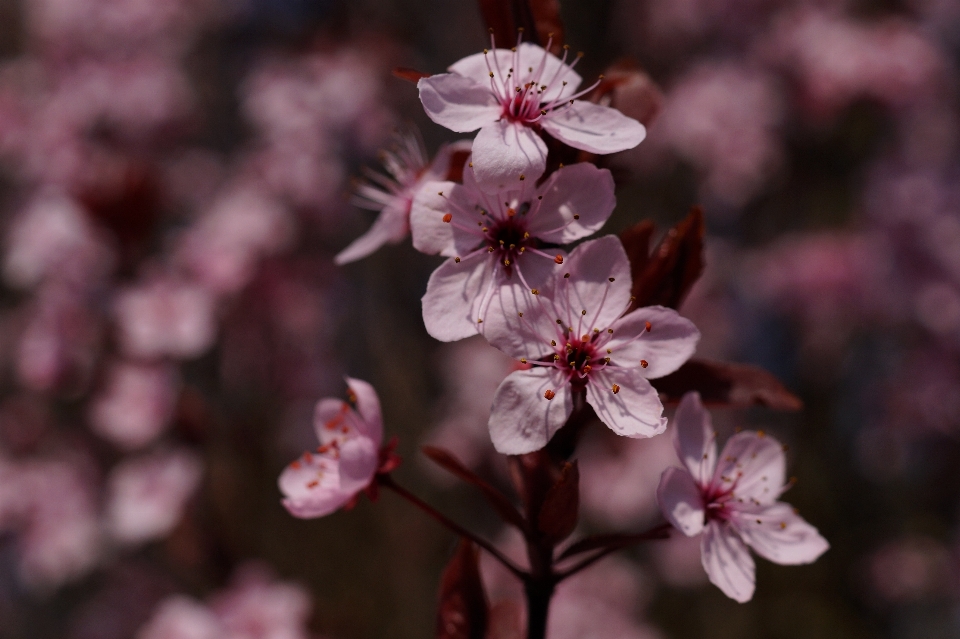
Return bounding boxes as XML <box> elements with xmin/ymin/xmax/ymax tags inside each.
<box><xmin>484</xmin><ymin>208</ymin><xmax>532</xmax><ymax>274</ymax></box>
<box><xmin>554</xmin><ymin>334</ymin><xmax>602</xmax><ymax>392</ymax></box>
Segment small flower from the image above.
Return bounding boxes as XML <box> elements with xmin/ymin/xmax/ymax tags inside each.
<box><xmin>483</xmin><ymin>235</ymin><xmax>700</xmax><ymax>454</ymax></box>
<box><xmin>278</xmin><ymin>378</ymin><xmax>385</xmax><ymax>518</ymax></box>
<box><xmin>417</xmin><ymin>38</ymin><xmax>646</xmax><ymax>192</ymax></box>
<box><xmin>336</xmin><ymin>131</ymin><xmax>471</xmax><ymax>264</ymax></box>
<box><xmin>411</xmin><ymin>160</ymin><xmax>615</xmax><ymax>342</ymax></box>
<box><xmin>656</xmin><ymin>392</ymin><xmax>829</xmax><ymax>603</ymax></box>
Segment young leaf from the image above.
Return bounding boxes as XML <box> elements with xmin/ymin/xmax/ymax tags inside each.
<box><xmin>529</xmin><ymin>0</ymin><xmax>564</xmax><ymax>53</ymax></box>
<box><xmin>537</xmin><ymin>461</ymin><xmax>579</xmax><ymax>543</ymax></box>
<box><xmin>392</xmin><ymin>67</ymin><xmax>431</xmax><ymax>83</ymax></box>
<box><xmin>651</xmin><ymin>359</ymin><xmax>803</xmax><ymax>410</ymax></box>
<box><xmin>588</xmin><ymin>59</ymin><xmax>663</xmax><ymax>128</ymax></box>
<box><xmin>437</xmin><ymin>540</ymin><xmax>488</xmax><ymax>639</ymax></box>
<box><xmin>628</xmin><ymin>205</ymin><xmax>705</xmax><ymax>312</ymax></box>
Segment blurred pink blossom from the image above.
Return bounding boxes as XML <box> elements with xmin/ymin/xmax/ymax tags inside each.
<box><xmin>866</xmin><ymin>536</ymin><xmax>952</xmax><ymax>604</ymax></box>
<box><xmin>88</xmin><ymin>361</ymin><xmax>179</xmax><ymax>450</ymax></box>
<box><xmin>105</xmin><ymin>448</ymin><xmax>203</xmax><ymax>545</ymax></box>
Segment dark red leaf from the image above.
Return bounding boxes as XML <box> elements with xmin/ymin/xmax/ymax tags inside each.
<box><xmin>557</xmin><ymin>525</ymin><xmax>671</xmax><ymax>560</ymax></box>
<box><xmin>423</xmin><ymin>446</ymin><xmax>527</xmax><ymax>531</ymax></box>
<box><xmin>507</xmin><ymin>451</ymin><xmax>562</xmax><ymax>525</ymax></box>
<box><xmin>537</xmin><ymin>461</ymin><xmax>579</xmax><ymax>543</ymax></box>
<box><xmin>619</xmin><ymin>219</ymin><xmax>655</xmax><ymax>279</ymax></box>
<box><xmin>486</xmin><ymin>600</ymin><xmax>523</xmax><ymax>639</ymax></box>
<box><xmin>628</xmin><ymin>205</ymin><xmax>705</xmax><ymax>312</ymax></box>
<box><xmin>444</xmin><ymin>149</ymin><xmax>472</xmax><ymax>183</ymax></box>
<box><xmin>529</xmin><ymin>0</ymin><xmax>564</xmax><ymax>53</ymax></box>
<box><xmin>587</xmin><ymin>59</ymin><xmax>663</xmax><ymax>128</ymax></box>
<box><xmin>652</xmin><ymin>359</ymin><xmax>803</xmax><ymax>411</ymax></box>
<box><xmin>478</xmin><ymin>0</ymin><xmax>518</xmax><ymax>48</ymax></box>
<box><xmin>393</xmin><ymin>67</ymin><xmax>430</xmax><ymax>83</ymax></box>
<box><xmin>437</xmin><ymin>540</ymin><xmax>488</xmax><ymax>639</ymax></box>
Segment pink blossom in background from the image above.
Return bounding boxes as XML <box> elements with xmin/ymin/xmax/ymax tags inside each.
<box><xmin>484</xmin><ymin>236</ymin><xmax>699</xmax><ymax>454</ymax></box>
<box><xmin>651</xmin><ymin>62</ymin><xmax>784</xmax><ymax>208</ymax></box>
<box><xmin>279</xmin><ymin>378</ymin><xmax>384</xmax><ymax>518</ymax></box>
<box><xmin>418</xmin><ymin>42</ymin><xmax>645</xmax><ymax>191</ymax></box>
<box><xmin>657</xmin><ymin>392</ymin><xmax>828</xmax><ymax>602</ymax></box>
<box><xmin>114</xmin><ymin>277</ymin><xmax>217</xmax><ymax>360</ymax></box>
<box><xmin>105</xmin><ymin>448</ymin><xmax>203</xmax><ymax>545</ymax></box>
<box><xmin>136</xmin><ymin>596</ymin><xmax>223</xmax><ymax>639</ymax></box>
<box><xmin>88</xmin><ymin>361</ymin><xmax>179</xmax><ymax>450</ymax></box>
<box><xmin>866</xmin><ymin>536</ymin><xmax>952</xmax><ymax>604</ymax></box>
<box><xmin>411</xmin><ymin>160</ymin><xmax>616</xmax><ymax>342</ymax></box>
<box><xmin>335</xmin><ymin>133</ymin><xmax>471</xmax><ymax>264</ymax></box>
<box><xmin>648</xmin><ymin>533</ymin><xmax>709</xmax><ymax>588</ymax></box>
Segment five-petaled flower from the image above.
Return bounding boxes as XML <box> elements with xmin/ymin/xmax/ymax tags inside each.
<box><xmin>417</xmin><ymin>39</ymin><xmax>646</xmax><ymax>193</ymax></box>
<box><xmin>278</xmin><ymin>378</ymin><xmax>385</xmax><ymax>518</ymax></box>
<box><xmin>656</xmin><ymin>392</ymin><xmax>829</xmax><ymax>603</ymax></box>
<box><xmin>335</xmin><ymin>131</ymin><xmax>470</xmax><ymax>265</ymax></box>
<box><xmin>411</xmin><ymin>159</ymin><xmax>616</xmax><ymax>342</ymax></box>
<box><xmin>482</xmin><ymin>235</ymin><xmax>700</xmax><ymax>454</ymax></box>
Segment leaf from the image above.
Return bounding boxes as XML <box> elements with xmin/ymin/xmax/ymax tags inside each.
<box><xmin>477</xmin><ymin>0</ymin><xmax>562</xmax><ymax>51</ymax></box>
<box><xmin>537</xmin><ymin>461</ymin><xmax>579</xmax><ymax>543</ymax></box>
<box><xmin>444</xmin><ymin>149</ymin><xmax>472</xmax><ymax>184</ymax></box>
<box><xmin>423</xmin><ymin>446</ymin><xmax>527</xmax><ymax>530</ymax></box>
<box><xmin>393</xmin><ymin>67</ymin><xmax>431</xmax><ymax>83</ymax></box>
<box><xmin>628</xmin><ymin>205</ymin><xmax>705</xmax><ymax>312</ymax></box>
<box><xmin>557</xmin><ymin>526</ymin><xmax>671</xmax><ymax>561</ymax></box>
<box><xmin>619</xmin><ymin>219</ymin><xmax>655</xmax><ymax>279</ymax></box>
<box><xmin>651</xmin><ymin>359</ymin><xmax>803</xmax><ymax>411</ymax></box>
<box><xmin>437</xmin><ymin>540</ymin><xmax>488</xmax><ymax>639</ymax></box>
<box><xmin>478</xmin><ymin>0</ymin><xmax>518</xmax><ymax>48</ymax></box>
<box><xmin>588</xmin><ymin>59</ymin><xmax>663</xmax><ymax>127</ymax></box>
<box><xmin>529</xmin><ymin>0</ymin><xmax>564</xmax><ymax>53</ymax></box>
<box><xmin>486</xmin><ymin>600</ymin><xmax>524</xmax><ymax>639</ymax></box>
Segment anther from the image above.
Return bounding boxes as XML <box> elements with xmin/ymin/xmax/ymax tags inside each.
<box><xmin>523</xmin><ymin>232</ymin><xmax>530</xmax><ymax>239</ymax></box>
<box><xmin>504</xmin><ymin>259</ymin><xmax>511</xmax><ymax>266</ymax></box>
<box><xmin>563</xmin><ymin>273</ymin><xmax>570</xmax><ymax>278</ymax></box>
<box><xmin>581</xmin><ymin>334</ymin><xmax>588</xmax><ymax>341</ymax></box>
<box><xmin>489</xmin><ymin>71</ymin><xmax>494</xmax><ymax>77</ymax></box>
<box><xmin>307</xmin><ymin>480</ymin><xmax>319</xmax><ymax>488</ymax></box>
<box><xmin>507</xmin><ymin>208</ymin><xmax>516</xmax><ymax>217</ymax></box>
<box><xmin>540</xmin><ymin>110</ymin><xmax>547</xmax><ymax>116</ymax></box>
<box><xmin>518</xmin><ymin>312</ymin><xmax>523</xmax><ymax>317</ymax></box>
<box><xmin>581</xmin><ymin>309</ymin><xmax>586</xmax><ymax>315</ymax></box>
<box><xmin>438</xmin><ymin>191</ymin><xmax>444</xmax><ymax>196</ymax></box>
<box><xmin>645</xmin><ymin>321</ymin><xmax>651</xmax><ymax>332</ymax></box>
<box><xmin>583</xmin><ymin>365</ymin><xmax>592</xmax><ymax>374</ymax></box>
<box><xmin>531</xmin><ymin>288</ymin><xmax>539</xmax><ymax>295</ymax></box>
<box><xmin>455</xmin><ymin>257</ymin><xmax>461</xmax><ymax>263</ymax></box>
<box><xmin>550</xmin><ymin>340</ymin><xmax>557</xmax><ymax>346</ymax></box>
<box><xmin>291</xmin><ymin>461</ymin><xmax>301</xmax><ymax>470</ymax></box>
<box><xmin>556</xmin><ymin>319</ymin><xmax>562</xmax><ymax>324</ymax></box>
<box><xmin>593</xmin><ymin>328</ymin><xmax>600</xmax><ymax>333</ymax></box>
<box><xmin>544</xmin><ymin>389</ymin><xmax>556</xmax><ymax>400</ymax></box>
<box><xmin>607</xmin><ymin>328</ymin><xmax>613</xmax><ymax>333</ymax></box>
<box><xmin>606</xmin><ymin>348</ymin><xmax>611</xmax><ymax>354</ymax></box>
<box><xmin>573</xmin><ymin>214</ymin><xmax>580</xmax><ymax>219</ymax></box>
<box><xmin>537</xmin><ymin>195</ymin><xmax>543</xmax><ymax>200</ymax></box>
<box><xmin>611</xmin><ymin>384</ymin><xmax>620</xmax><ymax>394</ymax></box>
<box><xmin>608</xmin><ymin>277</ymin><xmax>615</xmax><ymax>282</ymax></box>
<box><xmin>442</xmin><ymin>213</ymin><xmax>452</xmax><ymax>223</ymax></box>
<box><xmin>555</xmin><ymin>255</ymin><xmax>564</xmax><ymax>264</ymax></box>
<box><xmin>553</xmin><ymin>354</ymin><xmax>560</xmax><ymax>360</ymax></box>
<box><xmin>779</xmin><ymin>522</ymin><xmax>787</xmax><ymax>530</ymax></box>
<box><xmin>469</xmin><ymin>162</ymin><xmax>473</xmax><ymax>167</ymax></box>
<box><xmin>477</xmin><ymin>318</ymin><xmax>483</xmax><ymax>324</ymax></box>
<box><xmin>520</xmin><ymin>358</ymin><xmax>527</xmax><ymax>364</ymax></box>
<box><xmin>604</xmin><ymin>357</ymin><xmax>610</xmax><ymax>363</ymax></box>
<box><xmin>488</xmin><ymin>247</ymin><xmax>495</xmax><ymax>252</ymax></box>
<box><xmin>640</xmin><ymin>360</ymin><xmax>648</xmax><ymax>368</ymax></box>
<box><xmin>519</xmin><ymin>174</ymin><xmax>526</xmax><ymax>181</ymax></box>
<box><xmin>757</xmin><ymin>430</ymin><xmax>766</xmax><ymax>438</ymax></box>
<box><xmin>519</xmin><ymin>247</ymin><xmax>525</xmax><ymax>252</ymax></box>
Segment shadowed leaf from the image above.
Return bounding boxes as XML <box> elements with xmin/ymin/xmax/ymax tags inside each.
<box><xmin>652</xmin><ymin>359</ymin><xmax>803</xmax><ymax>410</ymax></box>
<box><xmin>626</xmin><ymin>205</ymin><xmax>705</xmax><ymax>312</ymax></box>
<box><xmin>588</xmin><ymin>59</ymin><xmax>663</xmax><ymax>127</ymax></box>
<box><xmin>423</xmin><ymin>446</ymin><xmax>527</xmax><ymax>530</ymax></box>
<box><xmin>437</xmin><ymin>540</ymin><xmax>488</xmax><ymax>639</ymax></box>
<box><xmin>529</xmin><ymin>0</ymin><xmax>564</xmax><ymax>53</ymax></box>
<box><xmin>537</xmin><ymin>461</ymin><xmax>579</xmax><ymax>543</ymax></box>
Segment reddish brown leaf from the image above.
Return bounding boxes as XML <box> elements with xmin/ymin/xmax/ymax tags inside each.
<box><xmin>629</xmin><ymin>205</ymin><xmax>705</xmax><ymax>312</ymax></box>
<box><xmin>619</xmin><ymin>219</ymin><xmax>655</xmax><ymax>280</ymax></box>
<box><xmin>557</xmin><ymin>525</ymin><xmax>672</xmax><ymax>560</ymax></box>
<box><xmin>393</xmin><ymin>67</ymin><xmax>430</xmax><ymax>83</ymax></box>
<box><xmin>651</xmin><ymin>359</ymin><xmax>803</xmax><ymax>411</ymax></box>
<box><xmin>423</xmin><ymin>446</ymin><xmax>527</xmax><ymax>530</ymax></box>
<box><xmin>507</xmin><ymin>450</ymin><xmax>563</xmax><ymax>525</ymax></box>
<box><xmin>537</xmin><ymin>461</ymin><xmax>579</xmax><ymax>543</ymax></box>
<box><xmin>478</xmin><ymin>0</ymin><xmax>518</xmax><ymax>47</ymax></box>
<box><xmin>587</xmin><ymin>59</ymin><xmax>663</xmax><ymax>128</ymax></box>
<box><xmin>444</xmin><ymin>149</ymin><xmax>472</xmax><ymax>184</ymax></box>
<box><xmin>486</xmin><ymin>600</ymin><xmax>523</xmax><ymax>639</ymax></box>
<box><xmin>529</xmin><ymin>0</ymin><xmax>564</xmax><ymax>53</ymax></box>
<box><xmin>437</xmin><ymin>540</ymin><xmax>488</xmax><ymax>639</ymax></box>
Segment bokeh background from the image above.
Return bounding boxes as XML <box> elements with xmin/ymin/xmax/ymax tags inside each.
<box><xmin>0</xmin><ymin>0</ymin><xmax>957</xmax><ymax>637</ymax></box>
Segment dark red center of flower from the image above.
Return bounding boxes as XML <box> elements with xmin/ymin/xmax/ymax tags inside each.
<box><xmin>485</xmin><ymin>211</ymin><xmax>532</xmax><ymax>275</ymax></box>
<box><xmin>554</xmin><ymin>333</ymin><xmax>603</xmax><ymax>393</ymax></box>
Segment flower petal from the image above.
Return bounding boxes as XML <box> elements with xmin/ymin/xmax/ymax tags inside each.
<box><xmin>481</xmin><ymin>260</ymin><xmax>562</xmax><ymax>361</ymax></box>
<box><xmin>421</xmin><ymin>252</ymin><xmax>493</xmax><ymax>342</ymax></box>
<box><xmin>410</xmin><ymin>181</ymin><xmax>482</xmax><ymax>257</ymax></box>
<box><xmin>586</xmin><ymin>367</ymin><xmax>667</xmax><ymax>438</ymax></box>
<box><xmin>449</xmin><ymin>43</ymin><xmax>582</xmax><ymax>103</ymax></box>
<box><xmin>418</xmin><ymin>74</ymin><xmax>501</xmax><ymax>133</ymax></box>
<box><xmin>554</xmin><ymin>235</ymin><xmax>632</xmax><ymax>331</ymax></box>
<box><xmin>313</xmin><ymin>399</ymin><xmax>364</xmax><ymax>444</ymax></box>
<box><xmin>701</xmin><ymin>521</ymin><xmax>756</xmax><ymax>603</ymax></box>
<box><xmin>607</xmin><ymin>305</ymin><xmax>700</xmax><ymax>379</ymax></box>
<box><xmin>527</xmin><ymin>163</ymin><xmax>616</xmax><ymax>244</ymax></box>
<box><xmin>488</xmin><ymin>367</ymin><xmax>573</xmax><ymax>454</ymax></box>
<box><xmin>337</xmin><ymin>436</ymin><xmax>379</xmax><ymax>493</ymax></box>
<box><xmin>731</xmin><ymin>502</ymin><xmax>829</xmax><ymax>566</ymax></box>
<box><xmin>334</xmin><ymin>201</ymin><xmax>409</xmax><ymax>265</ymax></box>
<box><xmin>712</xmin><ymin>431</ymin><xmax>787</xmax><ymax>506</ymax></box>
<box><xmin>541</xmin><ymin>100</ymin><xmax>646</xmax><ymax>154</ymax></box>
<box><xmin>278</xmin><ymin>455</ymin><xmax>350</xmax><ymax>519</ymax></box>
<box><xmin>345</xmin><ymin>377</ymin><xmax>382</xmax><ymax>443</ymax></box>
<box><xmin>672</xmin><ymin>391</ymin><xmax>717</xmax><ymax>486</ymax></box>
<box><xmin>471</xmin><ymin>120</ymin><xmax>548</xmax><ymax>193</ymax></box>
<box><xmin>657</xmin><ymin>466</ymin><xmax>705</xmax><ymax>537</ymax></box>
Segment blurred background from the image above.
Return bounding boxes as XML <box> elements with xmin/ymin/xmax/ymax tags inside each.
<box><xmin>0</xmin><ymin>0</ymin><xmax>957</xmax><ymax>637</ymax></box>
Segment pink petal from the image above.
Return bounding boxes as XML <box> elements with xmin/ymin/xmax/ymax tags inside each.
<box><xmin>337</xmin><ymin>436</ymin><xmax>379</xmax><ymax>493</ymax></box>
<box><xmin>657</xmin><ymin>466</ymin><xmax>705</xmax><ymax>537</ymax></box>
<box><xmin>586</xmin><ymin>367</ymin><xmax>667</xmax><ymax>438</ymax></box>
<box><xmin>313</xmin><ymin>399</ymin><xmax>364</xmax><ymax>444</ymax></box>
<box><xmin>488</xmin><ymin>367</ymin><xmax>573</xmax><ymax>454</ymax></box>
<box><xmin>418</xmin><ymin>74</ymin><xmax>501</xmax><ymax>133</ymax></box>
<box><xmin>607</xmin><ymin>305</ymin><xmax>700</xmax><ymax>379</ymax></box>
<box><xmin>334</xmin><ymin>201</ymin><xmax>409</xmax><ymax>265</ymax></box>
<box><xmin>410</xmin><ymin>181</ymin><xmax>489</xmax><ymax>258</ymax></box>
<box><xmin>526</xmin><ymin>163</ymin><xmax>616</xmax><ymax>244</ymax></box>
<box><xmin>471</xmin><ymin>120</ymin><xmax>548</xmax><ymax>193</ymax></box>
<box><xmin>421</xmin><ymin>252</ymin><xmax>493</xmax><ymax>342</ymax></box>
<box><xmin>712</xmin><ymin>431</ymin><xmax>786</xmax><ymax>506</ymax></box>
<box><xmin>732</xmin><ymin>502</ymin><xmax>829</xmax><ymax>566</ymax></box>
<box><xmin>672</xmin><ymin>392</ymin><xmax>717</xmax><ymax>486</ymax></box>
<box><xmin>541</xmin><ymin>101</ymin><xmax>646</xmax><ymax>154</ymax></box>
<box><xmin>701</xmin><ymin>521</ymin><xmax>756</xmax><ymax>603</ymax></box>
<box><xmin>557</xmin><ymin>236</ymin><xmax>633</xmax><ymax>331</ymax></box>
<box><xmin>278</xmin><ymin>457</ymin><xmax>350</xmax><ymax>519</ymax></box>
<box><xmin>449</xmin><ymin>43</ymin><xmax>582</xmax><ymax>103</ymax></box>
<box><xmin>345</xmin><ymin>377</ymin><xmax>383</xmax><ymax>444</ymax></box>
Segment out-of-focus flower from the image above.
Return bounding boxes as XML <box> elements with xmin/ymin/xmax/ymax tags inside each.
<box><xmin>484</xmin><ymin>236</ymin><xmax>699</xmax><ymax>454</ymax></box>
<box><xmin>114</xmin><ymin>277</ymin><xmax>217</xmax><ymax>360</ymax></box>
<box><xmin>89</xmin><ymin>361</ymin><xmax>179</xmax><ymax>450</ymax></box>
<box><xmin>278</xmin><ymin>378</ymin><xmax>384</xmax><ymax>518</ymax></box>
<box><xmin>657</xmin><ymin>392</ymin><xmax>828</xmax><ymax>602</ymax></box>
<box><xmin>136</xmin><ymin>596</ymin><xmax>222</xmax><ymax>639</ymax></box>
<box><xmin>411</xmin><ymin>161</ymin><xmax>615</xmax><ymax>342</ymax></box>
<box><xmin>335</xmin><ymin>132</ymin><xmax>470</xmax><ymax>264</ymax></box>
<box><xmin>418</xmin><ymin>42</ymin><xmax>645</xmax><ymax>191</ymax></box>
<box><xmin>865</xmin><ymin>536</ymin><xmax>952</xmax><ymax>604</ymax></box>
<box><xmin>105</xmin><ymin>448</ymin><xmax>203</xmax><ymax>545</ymax></box>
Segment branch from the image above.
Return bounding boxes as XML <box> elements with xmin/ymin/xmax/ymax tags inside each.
<box><xmin>554</xmin><ymin>524</ymin><xmax>672</xmax><ymax>582</ymax></box>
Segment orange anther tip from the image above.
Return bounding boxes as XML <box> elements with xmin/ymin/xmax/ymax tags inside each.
<box><xmin>442</xmin><ymin>213</ymin><xmax>452</xmax><ymax>223</ymax></box>
<box><xmin>544</xmin><ymin>389</ymin><xmax>556</xmax><ymax>400</ymax></box>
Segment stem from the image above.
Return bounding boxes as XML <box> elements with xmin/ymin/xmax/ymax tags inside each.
<box><xmin>378</xmin><ymin>475</ymin><xmax>526</xmax><ymax>580</ymax></box>
<box><xmin>524</xmin><ymin>579</ymin><xmax>554</xmax><ymax>639</ymax></box>
<box><xmin>555</xmin><ymin>524</ymin><xmax>673</xmax><ymax>582</ymax></box>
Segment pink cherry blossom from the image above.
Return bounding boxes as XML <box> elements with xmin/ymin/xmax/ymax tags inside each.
<box><xmin>278</xmin><ymin>377</ymin><xmax>384</xmax><ymax>518</ymax></box>
<box><xmin>411</xmin><ymin>160</ymin><xmax>616</xmax><ymax>342</ymax></box>
<box><xmin>88</xmin><ymin>361</ymin><xmax>179</xmax><ymax>451</ymax></box>
<box><xmin>418</xmin><ymin>39</ymin><xmax>645</xmax><ymax>192</ymax></box>
<box><xmin>335</xmin><ymin>131</ymin><xmax>470</xmax><ymax>264</ymax></box>
<box><xmin>483</xmin><ymin>235</ymin><xmax>700</xmax><ymax>454</ymax></box>
<box><xmin>656</xmin><ymin>392</ymin><xmax>829</xmax><ymax>602</ymax></box>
